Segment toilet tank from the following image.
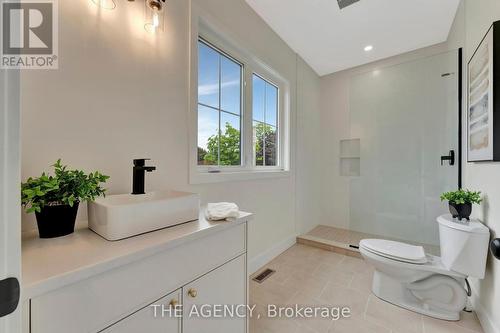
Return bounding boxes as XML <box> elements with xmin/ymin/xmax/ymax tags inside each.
<box><xmin>437</xmin><ymin>214</ymin><xmax>490</xmax><ymax>279</ymax></box>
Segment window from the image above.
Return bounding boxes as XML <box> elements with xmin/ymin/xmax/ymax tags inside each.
<box><xmin>192</xmin><ymin>31</ymin><xmax>289</xmax><ymax>182</ymax></box>
<box><xmin>252</xmin><ymin>74</ymin><xmax>278</xmax><ymax>166</ymax></box>
<box><xmin>197</xmin><ymin>40</ymin><xmax>242</xmax><ymax>166</ymax></box>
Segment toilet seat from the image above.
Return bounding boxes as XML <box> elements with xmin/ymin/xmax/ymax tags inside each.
<box><xmin>360</xmin><ymin>239</ymin><xmax>427</xmax><ymax>264</ymax></box>
<box><xmin>360</xmin><ymin>245</ymin><xmax>465</xmax><ymax>278</ymax></box>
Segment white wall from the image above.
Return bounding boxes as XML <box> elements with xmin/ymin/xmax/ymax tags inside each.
<box><xmin>20</xmin><ymin>0</ymin><xmax>321</xmax><ymax>268</ymax></box>
<box><xmin>461</xmin><ymin>0</ymin><xmax>500</xmax><ymax>331</ymax></box>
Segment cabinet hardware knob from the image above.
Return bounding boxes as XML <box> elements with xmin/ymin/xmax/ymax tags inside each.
<box><xmin>188</xmin><ymin>288</ymin><xmax>197</xmax><ymax>298</ymax></box>
<box><xmin>169</xmin><ymin>299</ymin><xmax>178</xmax><ymax>307</ymax></box>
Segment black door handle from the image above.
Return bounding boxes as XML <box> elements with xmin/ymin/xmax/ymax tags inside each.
<box><xmin>0</xmin><ymin>277</ymin><xmax>20</xmax><ymax>317</ymax></box>
<box><xmin>441</xmin><ymin>150</ymin><xmax>455</xmax><ymax>166</ymax></box>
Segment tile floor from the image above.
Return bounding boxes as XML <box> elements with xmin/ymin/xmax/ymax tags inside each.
<box><xmin>299</xmin><ymin>225</ymin><xmax>441</xmax><ymax>256</ymax></box>
<box><xmin>249</xmin><ymin>244</ymin><xmax>483</xmax><ymax>333</ymax></box>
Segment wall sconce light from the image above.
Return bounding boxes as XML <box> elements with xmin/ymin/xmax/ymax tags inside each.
<box><xmin>144</xmin><ymin>0</ymin><xmax>165</xmax><ymax>33</ymax></box>
<box><xmin>91</xmin><ymin>0</ymin><xmax>117</xmax><ymax>10</ymax></box>
<box><xmin>91</xmin><ymin>0</ymin><xmax>166</xmax><ymax>33</ymax></box>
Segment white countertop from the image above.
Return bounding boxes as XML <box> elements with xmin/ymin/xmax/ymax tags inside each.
<box><xmin>22</xmin><ymin>211</ymin><xmax>252</xmax><ymax>300</ymax></box>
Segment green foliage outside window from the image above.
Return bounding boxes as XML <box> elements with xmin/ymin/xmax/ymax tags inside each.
<box><xmin>198</xmin><ymin>122</ymin><xmax>277</xmax><ymax>166</ymax></box>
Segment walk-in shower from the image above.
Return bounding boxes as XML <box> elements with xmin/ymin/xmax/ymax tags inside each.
<box><xmin>348</xmin><ymin>50</ymin><xmax>461</xmax><ymax>247</ymax></box>
<box><xmin>300</xmin><ymin>50</ymin><xmax>461</xmax><ymax>252</ymax></box>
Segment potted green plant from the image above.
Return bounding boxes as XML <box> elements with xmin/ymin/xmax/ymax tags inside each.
<box><xmin>440</xmin><ymin>189</ymin><xmax>482</xmax><ymax>221</ymax></box>
<box><xmin>21</xmin><ymin>160</ymin><xmax>109</xmax><ymax>238</ymax></box>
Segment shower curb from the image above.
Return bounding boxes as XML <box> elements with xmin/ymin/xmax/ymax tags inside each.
<box><xmin>296</xmin><ymin>235</ymin><xmax>363</xmax><ymax>259</ymax></box>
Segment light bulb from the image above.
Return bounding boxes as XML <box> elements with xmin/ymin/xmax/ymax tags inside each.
<box><xmin>153</xmin><ymin>11</ymin><xmax>160</xmax><ymax>28</ymax></box>
<box><xmin>144</xmin><ymin>0</ymin><xmax>163</xmax><ymax>33</ymax></box>
<box><xmin>91</xmin><ymin>0</ymin><xmax>116</xmax><ymax>10</ymax></box>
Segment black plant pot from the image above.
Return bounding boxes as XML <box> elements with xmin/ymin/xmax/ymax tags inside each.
<box><xmin>34</xmin><ymin>202</ymin><xmax>79</xmax><ymax>238</ymax></box>
<box><xmin>448</xmin><ymin>202</ymin><xmax>472</xmax><ymax>221</ymax></box>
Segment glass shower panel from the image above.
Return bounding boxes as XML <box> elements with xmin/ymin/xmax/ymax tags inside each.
<box><xmin>348</xmin><ymin>51</ymin><xmax>459</xmax><ymax>247</ymax></box>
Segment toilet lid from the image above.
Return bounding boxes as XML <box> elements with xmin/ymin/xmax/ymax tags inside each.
<box><xmin>360</xmin><ymin>239</ymin><xmax>427</xmax><ymax>264</ymax></box>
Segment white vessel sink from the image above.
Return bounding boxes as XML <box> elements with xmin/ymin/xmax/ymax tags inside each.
<box><xmin>88</xmin><ymin>191</ymin><xmax>200</xmax><ymax>241</ymax></box>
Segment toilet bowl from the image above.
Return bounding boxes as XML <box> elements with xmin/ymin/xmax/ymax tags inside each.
<box><xmin>359</xmin><ymin>214</ymin><xmax>490</xmax><ymax>321</ymax></box>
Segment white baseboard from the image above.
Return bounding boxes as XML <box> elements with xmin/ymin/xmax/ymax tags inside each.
<box><xmin>471</xmin><ymin>289</ymin><xmax>500</xmax><ymax>333</ymax></box>
<box><xmin>248</xmin><ymin>235</ymin><xmax>296</xmax><ymax>275</ymax></box>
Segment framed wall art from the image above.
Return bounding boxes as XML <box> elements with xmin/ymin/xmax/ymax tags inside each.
<box><xmin>468</xmin><ymin>20</ymin><xmax>500</xmax><ymax>162</ymax></box>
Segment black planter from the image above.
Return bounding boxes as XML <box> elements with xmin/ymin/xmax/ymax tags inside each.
<box><xmin>35</xmin><ymin>202</ymin><xmax>79</xmax><ymax>238</ymax></box>
<box><xmin>448</xmin><ymin>202</ymin><xmax>472</xmax><ymax>221</ymax></box>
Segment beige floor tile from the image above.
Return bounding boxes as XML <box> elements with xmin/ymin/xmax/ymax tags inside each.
<box><xmin>313</xmin><ymin>262</ymin><xmax>354</xmax><ymax>288</ymax></box>
<box><xmin>249</xmin><ymin>243</ymin><xmax>484</xmax><ymax>333</ymax></box>
<box><xmin>329</xmin><ymin>316</ymin><xmax>391</xmax><ymax>333</ymax></box>
<box><xmin>287</xmin><ymin>257</ymin><xmax>323</xmax><ymax>275</ymax></box>
<box><xmin>286</xmin><ymin>292</ymin><xmax>341</xmax><ymax>333</ymax></box>
<box><xmin>313</xmin><ymin>249</ymin><xmax>345</xmax><ymax>267</ymax></box>
<box><xmin>297</xmin><ymin>316</ymin><xmax>336</xmax><ymax>333</ymax></box>
<box><xmin>349</xmin><ymin>268</ymin><xmax>374</xmax><ymax>295</ymax></box>
<box><xmin>250</xmin><ymin>317</ymin><xmax>300</xmax><ymax>333</ymax></box>
<box><xmin>284</xmin><ymin>244</ymin><xmax>321</xmax><ymax>259</ymax></box>
<box><xmin>250</xmin><ymin>279</ymin><xmax>298</xmax><ymax>306</ymax></box>
<box><xmin>318</xmin><ymin>284</ymin><xmax>369</xmax><ymax>319</ymax></box>
<box><xmin>338</xmin><ymin>256</ymin><xmax>371</xmax><ymax>274</ymax></box>
<box><xmin>281</xmin><ymin>272</ymin><xmax>330</xmax><ymax>299</ymax></box>
<box><xmin>365</xmin><ymin>295</ymin><xmax>423</xmax><ymax>333</ymax></box>
<box><xmin>423</xmin><ymin>315</ymin><xmax>483</xmax><ymax>333</ymax></box>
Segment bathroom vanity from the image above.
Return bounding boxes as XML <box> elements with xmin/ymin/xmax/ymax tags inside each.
<box><xmin>21</xmin><ymin>211</ymin><xmax>252</xmax><ymax>333</ymax></box>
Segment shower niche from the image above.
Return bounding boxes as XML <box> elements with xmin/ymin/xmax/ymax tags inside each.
<box><xmin>340</xmin><ymin>139</ymin><xmax>360</xmax><ymax>177</ymax></box>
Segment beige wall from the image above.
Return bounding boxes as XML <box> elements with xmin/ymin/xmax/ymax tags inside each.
<box><xmin>461</xmin><ymin>0</ymin><xmax>500</xmax><ymax>331</ymax></box>
<box><xmin>20</xmin><ymin>0</ymin><xmax>321</xmax><ymax>269</ymax></box>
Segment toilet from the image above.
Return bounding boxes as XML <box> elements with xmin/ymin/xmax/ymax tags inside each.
<box><xmin>359</xmin><ymin>214</ymin><xmax>490</xmax><ymax>321</ymax></box>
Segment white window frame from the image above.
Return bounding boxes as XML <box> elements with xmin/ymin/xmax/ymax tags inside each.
<box><xmin>189</xmin><ymin>12</ymin><xmax>290</xmax><ymax>184</ymax></box>
<box><xmin>251</xmin><ymin>73</ymin><xmax>281</xmax><ymax>167</ymax></box>
<box><xmin>197</xmin><ymin>38</ymin><xmax>245</xmax><ymax>168</ymax></box>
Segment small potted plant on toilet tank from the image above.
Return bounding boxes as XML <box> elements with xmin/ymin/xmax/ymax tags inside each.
<box><xmin>440</xmin><ymin>189</ymin><xmax>482</xmax><ymax>221</ymax></box>
<box><xmin>21</xmin><ymin>159</ymin><xmax>109</xmax><ymax>238</ymax></box>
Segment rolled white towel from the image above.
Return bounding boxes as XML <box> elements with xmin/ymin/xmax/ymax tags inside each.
<box><xmin>205</xmin><ymin>202</ymin><xmax>240</xmax><ymax>221</ymax></box>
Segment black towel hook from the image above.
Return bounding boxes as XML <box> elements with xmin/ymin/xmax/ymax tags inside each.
<box><xmin>491</xmin><ymin>239</ymin><xmax>500</xmax><ymax>260</ymax></box>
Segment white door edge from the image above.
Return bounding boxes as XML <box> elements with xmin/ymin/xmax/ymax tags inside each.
<box><xmin>0</xmin><ymin>67</ymin><xmax>22</xmax><ymax>333</ymax></box>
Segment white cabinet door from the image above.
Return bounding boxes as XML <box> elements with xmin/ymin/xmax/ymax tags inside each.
<box><xmin>102</xmin><ymin>289</ymin><xmax>181</xmax><ymax>333</ymax></box>
<box><xmin>183</xmin><ymin>255</ymin><xmax>246</xmax><ymax>333</ymax></box>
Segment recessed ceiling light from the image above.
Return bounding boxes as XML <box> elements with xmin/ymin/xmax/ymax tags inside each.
<box><xmin>364</xmin><ymin>45</ymin><xmax>373</xmax><ymax>52</ymax></box>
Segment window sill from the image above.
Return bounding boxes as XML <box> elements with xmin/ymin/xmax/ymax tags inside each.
<box><xmin>189</xmin><ymin>169</ymin><xmax>291</xmax><ymax>184</ymax></box>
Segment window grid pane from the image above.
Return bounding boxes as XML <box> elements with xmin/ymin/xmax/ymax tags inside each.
<box><xmin>197</xmin><ymin>105</ymin><xmax>219</xmax><ymax>166</ymax></box>
<box><xmin>198</xmin><ymin>42</ymin><xmax>220</xmax><ymax>109</ymax></box>
<box><xmin>198</xmin><ymin>39</ymin><xmax>242</xmax><ymax>167</ymax></box>
<box><xmin>220</xmin><ymin>111</ymin><xmax>241</xmax><ymax>166</ymax></box>
<box><xmin>252</xmin><ymin>74</ymin><xmax>279</xmax><ymax>167</ymax></box>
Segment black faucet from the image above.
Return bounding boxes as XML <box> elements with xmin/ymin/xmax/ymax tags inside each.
<box><xmin>132</xmin><ymin>159</ymin><xmax>156</xmax><ymax>195</ymax></box>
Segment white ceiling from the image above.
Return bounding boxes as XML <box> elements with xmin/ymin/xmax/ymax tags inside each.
<box><xmin>245</xmin><ymin>0</ymin><xmax>461</xmax><ymax>76</ymax></box>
